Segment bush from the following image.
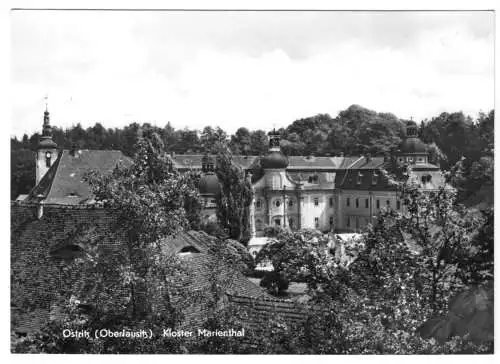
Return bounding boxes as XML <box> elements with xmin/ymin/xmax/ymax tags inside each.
<box><xmin>260</xmin><ymin>271</ymin><xmax>289</xmax><ymax>296</ymax></box>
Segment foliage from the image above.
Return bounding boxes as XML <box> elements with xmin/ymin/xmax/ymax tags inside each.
<box><xmin>82</xmin><ymin>133</ymin><xmax>202</xmax><ymax>321</ymax></box>
<box><xmin>259</xmin><ymin>271</ymin><xmax>290</xmax><ymax>295</ymax></box>
<box><xmin>213</xmin><ymin>141</ymin><xmax>254</xmax><ymax>243</ymax></box>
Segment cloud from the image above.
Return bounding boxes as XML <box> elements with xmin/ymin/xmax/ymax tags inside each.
<box><xmin>10</xmin><ymin>10</ymin><xmax>494</xmax><ymax>137</ymax></box>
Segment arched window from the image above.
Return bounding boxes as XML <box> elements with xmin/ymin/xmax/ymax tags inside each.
<box><xmin>288</xmin><ymin>199</ymin><xmax>294</xmax><ymax>207</ymax></box>
<box><xmin>255</xmin><ymin>199</ymin><xmax>262</xmax><ymax>209</ymax></box>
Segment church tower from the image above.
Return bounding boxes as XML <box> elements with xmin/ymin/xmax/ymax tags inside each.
<box><xmin>36</xmin><ymin>102</ymin><xmax>58</xmax><ymax>184</ymax></box>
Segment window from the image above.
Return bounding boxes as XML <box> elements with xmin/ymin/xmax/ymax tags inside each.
<box><xmin>357</xmin><ymin>172</ymin><xmax>363</xmax><ymax>185</ymax></box>
<box><xmin>329</xmin><ymin>216</ymin><xmax>334</xmax><ymax>226</ymax></box>
<box><xmin>386</xmin><ymin>200</ymin><xmax>390</xmax><ymax>207</ymax></box>
<box><xmin>355</xmin><ymin>217</ymin><xmax>360</xmax><ymax>229</ymax></box>
<box><xmin>372</xmin><ymin>172</ymin><xmax>379</xmax><ymax>185</ymax></box>
<box><xmin>397</xmin><ymin>200</ymin><xmax>401</xmax><ymax>210</ymax></box>
<box><xmin>365</xmin><ymin>198</ymin><xmax>369</xmax><ymax>208</ymax></box>
<box><xmin>45</xmin><ymin>151</ymin><xmax>52</xmax><ymax>168</ymax></box>
<box><xmin>274</xmin><ymin>219</ymin><xmax>281</xmax><ymax>226</ymax></box>
<box><xmin>255</xmin><ymin>200</ymin><xmax>262</xmax><ymax>209</ymax></box>
<box><xmin>346</xmin><ymin>217</ymin><xmax>350</xmax><ymax>228</ymax></box>
<box><xmin>288</xmin><ymin>218</ymin><xmax>294</xmax><ymax>229</ymax></box>
<box><xmin>308</xmin><ymin>175</ymin><xmax>319</xmax><ymax>184</ymax></box>
<box><xmin>398</xmin><ymin>157</ymin><xmax>403</xmax><ymax>162</ymax></box>
<box><xmin>376</xmin><ymin>199</ymin><xmax>380</xmax><ymax>209</ymax></box>
<box><xmin>314</xmin><ymin>198</ymin><xmax>319</xmax><ymax>206</ymax></box>
<box><xmin>329</xmin><ymin>197</ymin><xmax>334</xmax><ymax>207</ymax></box>
<box><xmin>421</xmin><ymin>174</ymin><xmax>432</xmax><ymax>184</ymax></box>
<box><xmin>346</xmin><ymin>198</ymin><xmax>350</xmax><ymax>207</ymax></box>
<box><xmin>252</xmin><ymin>251</ymin><xmax>257</xmax><ymax>258</ymax></box>
<box><xmin>256</xmin><ymin>219</ymin><xmax>262</xmax><ymax>231</ymax></box>
<box><xmin>314</xmin><ymin>217</ymin><xmax>319</xmax><ymax>228</ymax></box>
<box><xmin>355</xmin><ymin>198</ymin><xmax>359</xmax><ymax>208</ymax></box>
<box><xmin>275</xmin><ymin>200</ymin><xmax>281</xmax><ymax>208</ymax></box>
<box><xmin>288</xmin><ymin>199</ymin><xmax>294</xmax><ymax>207</ymax></box>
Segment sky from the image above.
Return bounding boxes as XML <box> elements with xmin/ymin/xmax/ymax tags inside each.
<box><xmin>10</xmin><ymin>10</ymin><xmax>494</xmax><ymax>138</ymax></box>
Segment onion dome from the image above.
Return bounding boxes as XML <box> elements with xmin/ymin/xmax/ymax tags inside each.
<box><xmin>260</xmin><ymin>129</ymin><xmax>289</xmax><ymax>169</ymax></box>
<box><xmin>398</xmin><ymin>120</ymin><xmax>427</xmax><ymax>154</ymax></box>
<box><xmin>38</xmin><ymin>108</ymin><xmax>58</xmax><ymax>149</ymax></box>
<box><xmin>199</xmin><ymin>154</ymin><xmax>221</xmax><ymax>196</ymax></box>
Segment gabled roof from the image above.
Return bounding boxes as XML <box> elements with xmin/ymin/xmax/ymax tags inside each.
<box><xmin>24</xmin><ymin>149</ymin><xmax>131</xmax><ymax>205</ymax></box>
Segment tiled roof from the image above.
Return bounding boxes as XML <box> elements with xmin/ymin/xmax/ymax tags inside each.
<box><xmin>11</xmin><ymin>204</ymin><xmax>271</xmax><ymax>334</ymax></box>
<box><xmin>24</xmin><ymin>149</ymin><xmax>131</xmax><ymax>205</ymax></box>
<box><xmin>349</xmin><ymin>156</ymin><xmax>386</xmax><ymax>170</ymax></box>
<box><xmin>167</xmin><ymin>154</ymin><xmax>259</xmax><ymax>170</ymax></box>
<box><xmin>286</xmin><ymin>171</ymin><xmax>336</xmax><ymax>189</ymax></box>
<box><xmin>335</xmin><ymin>168</ymin><xmax>397</xmax><ymax>191</ymax></box>
<box><xmin>286</xmin><ymin>156</ymin><xmax>339</xmax><ymax>169</ymax></box>
<box><xmin>228</xmin><ymin>295</ymin><xmax>329</xmax><ymax>330</ymax></box>
<box><xmin>169</xmin><ymin>154</ymin><xmax>344</xmax><ymax>171</ymax></box>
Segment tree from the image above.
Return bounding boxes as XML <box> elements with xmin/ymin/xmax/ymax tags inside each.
<box><xmin>84</xmin><ymin>132</ymin><xmax>202</xmax><ymax>320</ymax></box>
<box><xmin>213</xmin><ymin>141</ymin><xmax>253</xmax><ymax>243</ymax></box>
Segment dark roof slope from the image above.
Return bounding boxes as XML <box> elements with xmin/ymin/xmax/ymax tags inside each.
<box><xmin>25</xmin><ymin>149</ymin><xmax>131</xmax><ymax>204</ymax></box>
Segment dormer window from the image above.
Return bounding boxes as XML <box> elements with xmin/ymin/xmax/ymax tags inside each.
<box><xmin>45</xmin><ymin>151</ymin><xmax>52</xmax><ymax>168</ymax></box>
<box><xmin>372</xmin><ymin>171</ymin><xmax>379</xmax><ymax>185</ymax></box>
<box><xmin>357</xmin><ymin>172</ymin><xmax>363</xmax><ymax>185</ymax></box>
<box><xmin>308</xmin><ymin>175</ymin><xmax>319</xmax><ymax>184</ymax></box>
<box><xmin>421</xmin><ymin>174</ymin><xmax>433</xmax><ymax>184</ymax></box>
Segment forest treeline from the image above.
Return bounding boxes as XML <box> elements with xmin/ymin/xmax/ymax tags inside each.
<box><xmin>11</xmin><ymin>104</ymin><xmax>494</xmax><ymax>204</ymax></box>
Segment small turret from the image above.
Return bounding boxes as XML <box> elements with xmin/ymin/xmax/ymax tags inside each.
<box><xmin>36</xmin><ymin>98</ymin><xmax>59</xmax><ymax>184</ymax></box>
<box><xmin>260</xmin><ymin>129</ymin><xmax>289</xmax><ymax>169</ymax></box>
